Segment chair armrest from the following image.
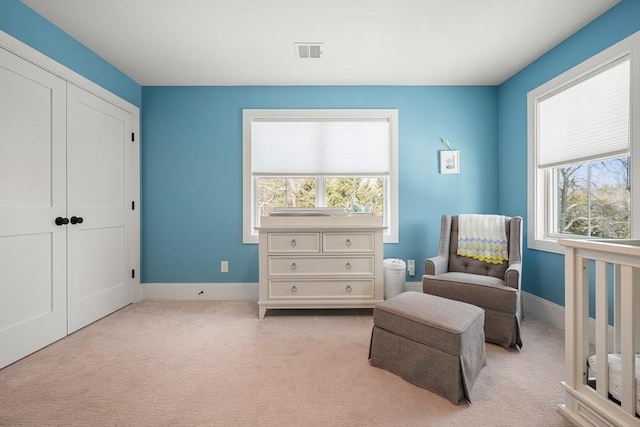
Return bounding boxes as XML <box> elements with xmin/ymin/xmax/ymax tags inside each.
<box><xmin>505</xmin><ymin>261</ymin><xmax>521</xmax><ymax>290</ymax></box>
<box><xmin>425</xmin><ymin>256</ymin><xmax>448</xmax><ymax>275</ymax></box>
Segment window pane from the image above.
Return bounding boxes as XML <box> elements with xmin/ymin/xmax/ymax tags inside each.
<box><xmin>256</xmin><ymin>177</ymin><xmax>316</xmax><ymax>218</ymax></box>
<box><xmin>590</xmin><ymin>157</ymin><xmax>630</xmax><ymax>238</ymax></box>
<box><xmin>556</xmin><ymin>164</ymin><xmax>588</xmax><ymax>235</ymax></box>
<box><xmin>554</xmin><ymin>157</ymin><xmax>630</xmax><ymax>238</ymax></box>
<box><xmin>325</xmin><ymin>177</ymin><xmax>384</xmax><ymax>215</ymax></box>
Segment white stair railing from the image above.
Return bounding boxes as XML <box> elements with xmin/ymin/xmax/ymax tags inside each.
<box><xmin>559</xmin><ymin>238</ymin><xmax>640</xmax><ymax>427</ymax></box>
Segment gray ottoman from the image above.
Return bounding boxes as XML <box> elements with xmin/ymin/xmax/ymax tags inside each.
<box><xmin>369</xmin><ymin>291</ymin><xmax>486</xmax><ymax>404</ymax></box>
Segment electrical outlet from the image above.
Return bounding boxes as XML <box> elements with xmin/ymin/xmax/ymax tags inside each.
<box><xmin>221</xmin><ymin>261</ymin><xmax>228</xmax><ymax>273</ymax></box>
<box><xmin>407</xmin><ymin>259</ymin><xmax>415</xmax><ymax>276</ymax></box>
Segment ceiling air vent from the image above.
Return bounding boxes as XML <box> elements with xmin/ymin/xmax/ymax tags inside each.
<box><xmin>294</xmin><ymin>42</ymin><xmax>323</xmax><ymax>59</ymax></box>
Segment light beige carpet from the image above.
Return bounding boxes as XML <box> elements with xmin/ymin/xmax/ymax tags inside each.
<box><xmin>0</xmin><ymin>300</ymin><xmax>572</xmax><ymax>427</ymax></box>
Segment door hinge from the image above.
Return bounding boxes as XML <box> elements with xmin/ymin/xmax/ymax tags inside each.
<box><xmin>132</xmin><ymin>201</ymin><xmax>135</xmax><ymax>210</ymax></box>
<box><xmin>132</xmin><ymin>269</ymin><xmax>135</xmax><ymax>279</ymax></box>
<box><xmin>131</xmin><ymin>132</ymin><xmax>135</xmax><ymax>142</ymax></box>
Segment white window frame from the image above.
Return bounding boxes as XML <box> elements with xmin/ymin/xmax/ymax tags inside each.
<box><xmin>527</xmin><ymin>31</ymin><xmax>640</xmax><ymax>254</ymax></box>
<box><xmin>243</xmin><ymin>109</ymin><xmax>399</xmax><ymax>244</ymax></box>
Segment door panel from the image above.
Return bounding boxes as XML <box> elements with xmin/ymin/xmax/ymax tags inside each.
<box><xmin>0</xmin><ymin>234</ymin><xmax>55</xmax><ymax>327</ymax></box>
<box><xmin>0</xmin><ymin>64</ymin><xmax>53</xmax><ymax>207</ymax></box>
<box><xmin>70</xmin><ymin>100</ymin><xmax>124</xmax><ymax>208</ymax></box>
<box><xmin>0</xmin><ymin>49</ymin><xmax>67</xmax><ymax>368</ymax></box>
<box><xmin>73</xmin><ymin>227</ymin><xmax>125</xmax><ymax>299</ymax></box>
<box><xmin>67</xmin><ymin>84</ymin><xmax>133</xmax><ymax>333</ymax></box>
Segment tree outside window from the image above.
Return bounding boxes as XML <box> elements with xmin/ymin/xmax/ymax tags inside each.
<box><xmin>555</xmin><ymin>156</ymin><xmax>630</xmax><ymax>238</ymax></box>
<box><xmin>257</xmin><ymin>176</ymin><xmax>384</xmax><ymax>218</ymax></box>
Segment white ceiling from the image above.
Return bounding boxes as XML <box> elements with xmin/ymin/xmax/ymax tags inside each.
<box><xmin>22</xmin><ymin>0</ymin><xmax>619</xmax><ymax>86</ymax></box>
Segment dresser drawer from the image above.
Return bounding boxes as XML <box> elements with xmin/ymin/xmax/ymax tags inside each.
<box><xmin>267</xmin><ymin>233</ymin><xmax>320</xmax><ymax>253</ymax></box>
<box><xmin>323</xmin><ymin>232</ymin><xmax>375</xmax><ymax>253</ymax></box>
<box><xmin>269</xmin><ymin>279</ymin><xmax>375</xmax><ymax>299</ymax></box>
<box><xmin>268</xmin><ymin>256</ymin><xmax>375</xmax><ymax>276</ymax></box>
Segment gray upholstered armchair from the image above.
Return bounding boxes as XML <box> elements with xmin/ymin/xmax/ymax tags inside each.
<box><xmin>423</xmin><ymin>214</ymin><xmax>523</xmax><ymax>349</ymax></box>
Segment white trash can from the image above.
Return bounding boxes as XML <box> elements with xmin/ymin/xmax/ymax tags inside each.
<box><xmin>383</xmin><ymin>258</ymin><xmax>406</xmax><ymax>299</ymax></box>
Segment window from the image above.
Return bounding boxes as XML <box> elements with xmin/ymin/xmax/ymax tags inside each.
<box><xmin>552</xmin><ymin>157</ymin><xmax>630</xmax><ymax>239</ymax></box>
<box><xmin>528</xmin><ymin>32</ymin><xmax>639</xmax><ymax>253</ymax></box>
<box><xmin>243</xmin><ymin>109</ymin><xmax>398</xmax><ymax>244</ymax></box>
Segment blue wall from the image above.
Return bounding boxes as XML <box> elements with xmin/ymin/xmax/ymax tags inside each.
<box><xmin>5</xmin><ymin>0</ymin><xmax>638</xmax><ymax>306</ymax></box>
<box><xmin>0</xmin><ymin>0</ymin><xmax>141</xmax><ymax>107</ymax></box>
<box><xmin>498</xmin><ymin>0</ymin><xmax>640</xmax><ymax>305</ymax></box>
<box><xmin>141</xmin><ymin>86</ymin><xmax>499</xmax><ymax>283</ymax></box>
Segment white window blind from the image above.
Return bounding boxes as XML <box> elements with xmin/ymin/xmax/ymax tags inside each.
<box><xmin>251</xmin><ymin>119</ymin><xmax>390</xmax><ymax>174</ymax></box>
<box><xmin>537</xmin><ymin>57</ymin><xmax>630</xmax><ymax>168</ymax></box>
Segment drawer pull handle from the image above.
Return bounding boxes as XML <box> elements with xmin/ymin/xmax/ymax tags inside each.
<box><xmin>291</xmin><ymin>285</ymin><xmax>297</xmax><ymax>293</ymax></box>
<box><xmin>345</xmin><ymin>262</ymin><xmax>352</xmax><ymax>270</ymax></box>
<box><xmin>291</xmin><ymin>262</ymin><xmax>297</xmax><ymax>270</ymax></box>
<box><xmin>346</xmin><ymin>238</ymin><xmax>352</xmax><ymax>247</ymax></box>
<box><xmin>346</xmin><ymin>285</ymin><xmax>352</xmax><ymax>293</ymax></box>
<box><xmin>290</xmin><ymin>239</ymin><xmax>297</xmax><ymax>247</ymax></box>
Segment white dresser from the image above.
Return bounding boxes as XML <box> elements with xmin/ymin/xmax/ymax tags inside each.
<box><xmin>256</xmin><ymin>215</ymin><xmax>385</xmax><ymax>318</ymax></box>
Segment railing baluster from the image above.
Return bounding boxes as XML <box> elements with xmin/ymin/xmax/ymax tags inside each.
<box><xmin>595</xmin><ymin>260</ymin><xmax>609</xmax><ymax>400</ymax></box>
<box><xmin>620</xmin><ymin>265</ymin><xmax>636</xmax><ymax>416</ymax></box>
<box><xmin>614</xmin><ymin>264</ymin><xmax>621</xmax><ymax>354</ymax></box>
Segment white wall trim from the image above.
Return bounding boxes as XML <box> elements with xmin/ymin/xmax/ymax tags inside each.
<box><xmin>142</xmin><ymin>282</ymin><xmax>422</xmax><ymax>302</ymax></box>
<box><xmin>404</xmin><ymin>281</ymin><xmax>423</xmax><ymax>292</ymax></box>
<box><xmin>527</xmin><ymin>31</ymin><xmax>640</xmax><ymax>253</ymax></box>
<box><xmin>141</xmin><ymin>283</ymin><xmax>259</xmax><ymax>301</ymax></box>
<box><xmin>140</xmin><ymin>283</ymin><xmax>611</xmax><ymax>348</ymax></box>
<box><xmin>522</xmin><ymin>291</ymin><xmax>566</xmax><ymax>330</ymax></box>
<box><xmin>522</xmin><ymin>290</ymin><xmax>615</xmax><ymax>351</ymax></box>
<box><xmin>242</xmin><ymin>108</ymin><xmax>399</xmax><ymax>245</ymax></box>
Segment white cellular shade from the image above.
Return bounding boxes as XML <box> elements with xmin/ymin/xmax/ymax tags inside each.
<box><xmin>252</xmin><ymin>119</ymin><xmax>390</xmax><ymax>174</ymax></box>
<box><xmin>538</xmin><ymin>57</ymin><xmax>630</xmax><ymax>168</ymax></box>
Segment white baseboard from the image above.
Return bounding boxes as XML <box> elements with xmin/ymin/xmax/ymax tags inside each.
<box><xmin>139</xmin><ymin>283</ymin><xmax>611</xmax><ymax>347</ymax></box>
<box><xmin>140</xmin><ymin>283</ymin><xmax>258</xmax><ymax>301</ymax></box>
<box><xmin>522</xmin><ymin>291</ymin><xmax>565</xmax><ymax>331</ymax></box>
<box><xmin>404</xmin><ymin>281</ymin><xmax>423</xmax><ymax>292</ymax></box>
<box><xmin>522</xmin><ymin>290</ymin><xmax>615</xmax><ymax>351</ymax></box>
<box><xmin>139</xmin><ymin>284</ymin><xmax>564</xmax><ymax>327</ymax></box>
<box><xmin>141</xmin><ymin>282</ymin><xmax>424</xmax><ymax>302</ymax></box>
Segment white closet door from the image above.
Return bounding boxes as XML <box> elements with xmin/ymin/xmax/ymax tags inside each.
<box><xmin>0</xmin><ymin>49</ymin><xmax>67</xmax><ymax>368</ymax></box>
<box><xmin>66</xmin><ymin>84</ymin><xmax>133</xmax><ymax>333</ymax></box>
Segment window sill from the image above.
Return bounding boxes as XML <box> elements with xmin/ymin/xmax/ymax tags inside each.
<box><xmin>528</xmin><ymin>238</ymin><xmax>564</xmax><ymax>255</ymax></box>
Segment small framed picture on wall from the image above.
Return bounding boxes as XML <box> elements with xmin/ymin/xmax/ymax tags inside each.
<box><xmin>439</xmin><ymin>150</ymin><xmax>460</xmax><ymax>174</ymax></box>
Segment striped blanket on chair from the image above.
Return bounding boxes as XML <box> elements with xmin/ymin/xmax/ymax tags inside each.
<box><xmin>457</xmin><ymin>214</ymin><xmax>508</xmax><ymax>264</ymax></box>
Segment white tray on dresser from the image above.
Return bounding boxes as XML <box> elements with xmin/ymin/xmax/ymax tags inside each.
<box><xmin>256</xmin><ymin>215</ymin><xmax>385</xmax><ymax>318</ymax></box>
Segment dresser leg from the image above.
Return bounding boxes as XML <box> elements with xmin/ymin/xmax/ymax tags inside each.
<box><xmin>259</xmin><ymin>306</ymin><xmax>267</xmax><ymax>319</ymax></box>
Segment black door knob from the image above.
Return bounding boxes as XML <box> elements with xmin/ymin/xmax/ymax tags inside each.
<box><xmin>70</xmin><ymin>216</ymin><xmax>84</xmax><ymax>224</ymax></box>
<box><xmin>55</xmin><ymin>217</ymin><xmax>69</xmax><ymax>226</ymax></box>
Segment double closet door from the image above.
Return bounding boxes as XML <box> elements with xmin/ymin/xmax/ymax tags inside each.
<box><xmin>0</xmin><ymin>47</ymin><xmax>137</xmax><ymax>368</ymax></box>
